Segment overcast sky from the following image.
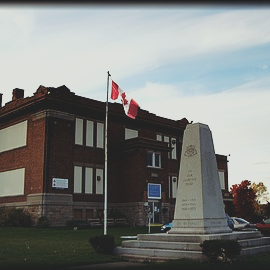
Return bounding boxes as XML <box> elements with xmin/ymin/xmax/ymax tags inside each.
<box><xmin>1</xmin><ymin>4</ymin><xmax>270</xmax><ymax>197</ymax></box>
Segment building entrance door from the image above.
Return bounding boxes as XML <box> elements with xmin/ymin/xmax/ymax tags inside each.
<box><xmin>148</xmin><ymin>201</ymin><xmax>160</xmax><ymax>223</ymax></box>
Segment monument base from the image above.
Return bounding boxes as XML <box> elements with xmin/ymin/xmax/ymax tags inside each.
<box><xmin>169</xmin><ymin>217</ymin><xmax>232</xmax><ymax>234</ymax></box>
<box><xmin>114</xmin><ymin>231</ymin><xmax>270</xmax><ymax>263</ymax></box>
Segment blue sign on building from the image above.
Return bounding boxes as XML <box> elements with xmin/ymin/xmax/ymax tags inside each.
<box><xmin>148</xmin><ymin>183</ymin><xmax>161</xmax><ymax>199</ymax></box>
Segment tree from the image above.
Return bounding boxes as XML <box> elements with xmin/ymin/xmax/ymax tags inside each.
<box><xmin>251</xmin><ymin>182</ymin><xmax>269</xmax><ymax>204</ymax></box>
<box><xmin>251</xmin><ymin>182</ymin><xmax>270</xmax><ymax>216</ymax></box>
<box><xmin>230</xmin><ymin>180</ymin><xmax>256</xmax><ymax>220</ymax></box>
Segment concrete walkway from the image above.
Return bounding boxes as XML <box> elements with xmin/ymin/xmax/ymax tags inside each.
<box><xmin>56</xmin><ymin>261</ymin><xmax>145</xmax><ymax>270</ymax></box>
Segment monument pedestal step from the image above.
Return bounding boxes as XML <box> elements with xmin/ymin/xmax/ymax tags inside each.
<box><xmin>114</xmin><ymin>246</ymin><xmax>206</xmax><ymax>261</ymax></box>
<box><xmin>114</xmin><ymin>231</ymin><xmax>270</xmax><ymax>262</ymax></box>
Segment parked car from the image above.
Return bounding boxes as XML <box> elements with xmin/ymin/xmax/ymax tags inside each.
<box><xmin>225</xmin><ymin>213</ymin><xmax>234</xmax><ymax>230</ymax></box>
<box><xmin>160</xmin><ymin>214</ymin><xmax>234</xmax><ymax>233</ymax></box>
<box><xmin>160</xmin><ymin>222</ymin><xmax>173</xmax><ymax>233</ymax></box>
<box><xmin>256</xmin><ymin>218</ymin><xmax>270</xmax><ymax>235</ymax></box>
<box><xmin>231</xmin><ymin>217</ymin><xmax>257</xmax><ymax>231</ymax></box>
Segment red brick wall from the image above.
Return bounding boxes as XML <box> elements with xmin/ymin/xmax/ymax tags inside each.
<box><xmin>0</xmin><ymin>115</ymin><xmax>46</xmax><ymax>203</ymax></box>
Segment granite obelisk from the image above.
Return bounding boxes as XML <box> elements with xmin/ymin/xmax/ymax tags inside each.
<box><xmin>169</xmin><ymin>123</ymin><xmax>231</xmax><ymax>234</ymax></box>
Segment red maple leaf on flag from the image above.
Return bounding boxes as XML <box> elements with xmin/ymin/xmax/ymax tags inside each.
<box><xmin>121</xmin><ymin>92</ymin><xmax>129</xmax><ymax>106</ymax></box>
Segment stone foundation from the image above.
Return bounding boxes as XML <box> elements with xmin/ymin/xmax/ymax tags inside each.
<box><xmin>0</xmin><ymin>194</ymin><xmax>171</xmax><ymax>227</ymax></box>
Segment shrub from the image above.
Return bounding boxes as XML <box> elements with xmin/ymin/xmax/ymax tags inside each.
<box><xmin>35</xmin><ymin>216</ymin><xmax>50</xmax><ymax>228</ymax></box>
<box><xmin>89</xmin><ymin>235</ymin><xmax>115</xmax><ymax>255</ymax></box>
<box><xmin>200</xmin><ymin>239</ymin><xmax>241</xmax><ymax>264</ymax></box>
<box><xmin>17</xmin><ymin>210</ymin><xmax>32</xmax><ymax>227</ymax></box>
<box><xmin>0</xmin><ymin>207</ymin><xmax>32</xmax><ymax>227</ymax></box>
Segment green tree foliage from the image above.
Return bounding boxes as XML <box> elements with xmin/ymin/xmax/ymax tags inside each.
<box><xmin>250</xmin><ymin>182</ymin><xmax>270</xmax><ymax>216</ymax></box>
<box><xmin>230</xmin><ymin>180</ymin><xmax>256</xmax><ymax>220</ymax></box>
<box><xmin>251</xmin><ymin>182</ymin><xmax>270</xmax><ymax>204</ymax></box>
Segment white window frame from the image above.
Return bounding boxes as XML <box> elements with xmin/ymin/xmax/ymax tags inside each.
<box><xmin>0</xmin><ymin>168</ymin><xmax>25</xmax><ymax>197</ymax></box>
<box><xmin>86</xmin><ymin>120</ymin><xmax>94</xmax><ymax>147</ymax></box>
<box><xmin>171</xmin><ymin>137</ymin><xmax>177</xmax><ymax>159</ymax></box>
<box><xmin>147</xmin><ymin>151</ymin><xmax>161</xmax><ymax>168</ymax></box>
<box><xmin>156</xmin><ymin>133</ymin><xmax>177</xmax><ymax>160</ymax></box>
<box><xmin>125</xmin><ymin>128</ymin><xmax>138</xmax><ymax>140</ymax></box>
<box><xmin>96</xmin><ymin>168</ymin><xmax>104</xmax><ymax>194</ymax></box>
<box><xmin>74</xmin><ymin>166</ymin><xmax>96</xmax><ymax>194</ymax></box>
<box><xmin>169</xmin><ymin>176</ymin><xmax>178</xmax><ymax>198</ymax></box>
<box><xmin>75</xmin><ymin>118</ymin><xmax>104</xmax><ymax>148</ymax></box>
<box><xmin>74</xmin><ymin>166</ymin><xmax>82</xmax><ymax>193</ymax></box>
<box><xmin>0</xmin><ymin>120</ymin><xmax>27</xmax><ymax>153</ymax></box>
<box><xmin>218</xmin><ymin>171</ymin><xmax>225</xmax><ymax>190</ymax></box>
<box><xmin>85</xmin><ymin>167</ymin><xmax>93</xmax><ymax>194</ymax></box>
<box><xmin>75</xmin><ymin>118</ymin><xmax>83</xmax><ymax>145</ymax></box>
<box><xmin>96</xmin><ymin>122</ymin><xmax>104</xmax><ymax>148</ymax></box>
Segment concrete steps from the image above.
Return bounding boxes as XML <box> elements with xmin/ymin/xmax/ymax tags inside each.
<box><xmin>115</xmin><ymin>246</ymin><xmax>206</xmax><ymax>261</ymax></box>
<box><xmin>114</xmin><ymin>231</ymin><xmax>270</xmax><ymax>263</ymax></box>
<box><xmin>122</xmin><ymin>240</ymin><xmax>202</xmax><ymax>251</ymax></box>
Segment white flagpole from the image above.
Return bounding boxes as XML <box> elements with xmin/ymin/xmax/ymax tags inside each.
<box><xmin>104</xmin><ymin>71</ymin><xmax>110</xmax><ymax>235</ymax></box>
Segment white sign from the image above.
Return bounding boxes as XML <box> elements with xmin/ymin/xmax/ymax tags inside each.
<box><xmin>52</xmin><ymin>178</ymin><xmax>68</xmax><ymax>189</ymax></box>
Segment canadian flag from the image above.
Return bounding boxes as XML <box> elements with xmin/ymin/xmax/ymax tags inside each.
<box><xmin>111</xmin><ymin>80</ymin><xmax>139</xmax><ymax>119</ymax></box>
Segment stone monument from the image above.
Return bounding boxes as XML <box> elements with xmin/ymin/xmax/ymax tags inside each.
<box><xmin>169</xmin><ymin>123</ymin><xmax>231</xmax><ymax>234</ymax></box>
<box><xmin>114</xmin><ymin>123</ymin><xmax>270</xmax><ymax>262</ymax></box>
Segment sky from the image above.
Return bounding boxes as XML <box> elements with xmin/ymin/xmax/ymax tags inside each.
<box><xmin>1</xmin><ymin>3</ymin><xmax>270</xmax><ymax>199</ymax></box>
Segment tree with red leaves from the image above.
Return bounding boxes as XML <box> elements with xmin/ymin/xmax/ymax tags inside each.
<box><xmin>230</xmin><ymin>180</ymin><xmax>256</xmax><ymax>220</ymax></box>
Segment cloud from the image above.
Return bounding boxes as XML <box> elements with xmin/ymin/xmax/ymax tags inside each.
<box><xmin>2</xmin><ymin>7</ymin><xmax>270</xmax><ymax>105</ymax></box>
<box><xmin>0</xmin><ymin>6</ymin><xmax>270</xmax><ymax>191</ymax></box>
<box><xmin>133</xmin><ymin>76</ymin><xmax>270</xmax><ymax>189</ymax></box>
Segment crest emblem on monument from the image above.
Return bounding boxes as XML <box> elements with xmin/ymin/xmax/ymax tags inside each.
<box><xmin>184</xmin><ymin>145</ymin><xmax>197</xmax><ymax>157</ymax></box>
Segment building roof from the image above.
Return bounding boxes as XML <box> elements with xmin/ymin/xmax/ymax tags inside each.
<box><xmin>0</xmin><ymin>85</ymin><xmax>189</xmax><ymax>131</ymax></box>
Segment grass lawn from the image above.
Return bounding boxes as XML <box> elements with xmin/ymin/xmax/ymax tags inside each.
<box><xmin>0</xmin><ymin>226</ymin><xmax>159</xmax><ymax>269</ymax></box>
<box><xmin>1</xmin><ymin>226</ymin><xmax>270</xmax><ymax>270</ymax></box>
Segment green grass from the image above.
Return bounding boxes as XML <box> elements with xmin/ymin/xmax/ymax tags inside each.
<box><xmin>0</xmin><ymin>226</ymin><xmax>159</xmax><ymax>269</ymax></box>
<box><xmin>1</xmin><ymin>226</ymin><xmax>270</xmax><ymax>270</ymax></box>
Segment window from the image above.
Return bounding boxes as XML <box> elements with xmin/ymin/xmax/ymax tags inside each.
<box><xmin>169</xmin><ymin>176</ymin><xmax>178</xmax><ymax>198</ymax></box>
<box><xmin>0</xmin><ymin>168</ymin><xmax>25</xmax><ymax>197</ymax></box>
<box><xmin>171</xmin><ymin>138</ymin><xmax>177</xmax><ymax>159</ymax></box>
<box><xmin>125</xmin><ymin>128</ymin><xmax>138</xmax><ymax>140</ymax></box>
<box><xmin>156</xmin><ymin>133</ymin><xmax>177</xmax><ymax>159</ymax></box>
<box><xmin>74</xmin><ymin>166</ymin><xmax>82</xmax><ymax>193</ymax></box>
<box><xmin>75</xmin><ymin>118</ymin><xmax>104</xmax><ymax>148</ymax></box>
<box><xmin>85</xmin><ymin>167</ymin><xmax>93</xmax><ymax>194</ymax></box>
<box><xmin>95</xmin><ymin>168</ymin><xmax>104</xmax><ymax>194</ymax></box>
<box><xmin>96</xmin><ymin>122</ymin><xmax>104</xmax><ymax>148</ymax></box>
<box><xmin>86</xmin><ymin>120</ymin><xmax>94</xmax><ymax>147</ymax></box>
<box><xmin>218</xmin><ymin>171</ymin><xmax>225</xmax><ymax>190</ymax></box>
<box><xmin>147</xmin><ymin>151</ymin><xmax>161</xmax><ymax>168</ymax></box>
<box><xmin>75</xmin><ymin>118</ymin><xmax>83</xmax><ymax>145</ymax></box>
<box><xmin>0</xmin><ymin>120</ymin><xmax>27</xmax><ymax>153</ymax></box>
<box><xmin>73</xmin><ymin>166</ymin><xmax>103</xmax><ymax>195</ymax></box>
<box><xmin>164</xmin><ymin>136</ymin><xmax>170</xmax><ymax>158</ymax></box>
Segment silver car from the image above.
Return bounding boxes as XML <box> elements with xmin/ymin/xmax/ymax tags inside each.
<box><xmin>231</xmin><ymin>217</ymin><xmax>257</xmax><ymax>231</ymax></box>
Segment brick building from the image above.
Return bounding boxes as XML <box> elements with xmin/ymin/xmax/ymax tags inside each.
<box><xmin>0</xmin><ymin>85</ymin><xmax>232</xmax><ymax>226</ymax></box>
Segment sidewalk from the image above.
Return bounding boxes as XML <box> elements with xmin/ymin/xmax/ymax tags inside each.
<box><xmin>56</xmin><ymin>261</ymin><xmax>145</xmax><ymax>270</ymax></box>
